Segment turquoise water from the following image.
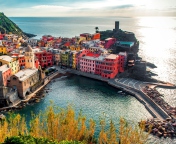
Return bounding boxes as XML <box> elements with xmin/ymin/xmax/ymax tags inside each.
<box><xmin>10</xmin><ymin>17</ymin><xmax>176</xmax><ymax>143</ymax></box>
<box><xmin>15</xmin><ymin>75</ymin><xmax>151</xmax><ymax>135</ymax></box>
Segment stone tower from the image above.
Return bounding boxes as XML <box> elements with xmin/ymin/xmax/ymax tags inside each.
<box><xmin>115</xmin><ymin>21</ymin><xmax>119</xmax><ymax>31</ymax></box>
<box><xmin>25</xmin><ymin>45</ymin><xmax>35</xmax><ymax>69</ymax></box>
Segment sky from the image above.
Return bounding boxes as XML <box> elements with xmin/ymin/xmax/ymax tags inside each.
<box><xmin>0</xmin><ymin>0</ymin><xmax>176</xmax><ymax>17</ymax></box>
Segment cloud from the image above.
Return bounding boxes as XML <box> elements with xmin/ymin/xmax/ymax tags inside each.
<box><xmin>31</xmin><ymin>5</ymin><xmax>72</xmax><ymax>11</ymax></box>
<box><xmin>111</xmin><ymin>4</ymin><xmax>135</xmax><ymax>9</ymax></box>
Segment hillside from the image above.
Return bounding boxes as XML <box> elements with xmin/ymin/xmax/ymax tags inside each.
<box><xmin>0</xmin><ymin>12</ymin><xmax>36</xmax><ymax>38</ymax></box>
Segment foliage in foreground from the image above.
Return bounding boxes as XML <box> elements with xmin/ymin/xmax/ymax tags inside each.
<box><xmin>0</xmin><ymin>105</ymin><xmax>150</xmax><ymax>144</ymax></box>
<box><xmin>3</xmin><ymin>135</ymin><xmax>83</xmax><ymax>144</ymax></box>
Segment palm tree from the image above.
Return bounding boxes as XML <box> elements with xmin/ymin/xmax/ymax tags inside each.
<box><xmin>95</xmin><ymin>27</ymin><xmax>99</xmax><ymax>33</ymax></box>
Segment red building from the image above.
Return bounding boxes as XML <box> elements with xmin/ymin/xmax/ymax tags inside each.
<box><xmin>118</xmin><ymin>55</ymin><xmax>125</xmax><ymax>72</ymax></box>
<box><xmin>64</xmin><ymin>42</ymin><xmax>70</xmax><ymax>47</ymax></box>
<box><xmin>95</xmin><ymin>54</ymin><xmax>119</xmax><ymax>79</ymax></box>
<box><xmin>92</xmin><ymin>33</ymin><xmax>100</xmax><ymax>40</ymax></box>
<box><xmin>35</xmin><ymin>59</ymin><xmax>39</xmax><ymax>69</ymax></box>
<box><xmin>42</xmin><ymin>35</ymin><xmax>54</xmax><ymax>41</ymax></box>
<box><xmin>118</xmin><ymin>52</ymin><xmax>127</xmax><ymax>73</ymax></box>
<box><xmin>11</xmin><ymin>53</ymin><xmax>39</xmax><ymax>69</ymax></box>
<box><xmin>104</xmin><ymin>38</ymin><xmax>116</xmax><ymax>49</ymax></box>
<box><xmin>0</xmin><ymin>34</ymin><xmax>4</xmax><ymax>40</ymax></box>
<box><xmin>18</xmin><ymin>55</ymin><xmax>25</xmax><ymax>69</ymax></box>
<box><xmin>35</xmin><ymin>51</ymin><xmax>53</xmax><ymax>68</ymax></box>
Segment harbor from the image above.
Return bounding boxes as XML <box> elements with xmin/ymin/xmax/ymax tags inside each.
<box><xmin>0</xmin><ymin>14</ymin><xmax>175</xmax><ymax>142</ymax></box>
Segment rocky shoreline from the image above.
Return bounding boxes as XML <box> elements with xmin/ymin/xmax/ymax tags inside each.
<box><xmin>141</xmin><ymin>87</ymin><xmax>176</xmax><ymax>138</ymax></box>
<box><xmin>143</xmin><ymin>118</ymin><xmax>176</xmax><ymax>138</ymax></box>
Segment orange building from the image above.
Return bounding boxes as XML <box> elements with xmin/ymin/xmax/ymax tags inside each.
<box><xmin>92</xmin><ymin>33</ymin><xmax>100</xmax><ymax>40</ymax></box>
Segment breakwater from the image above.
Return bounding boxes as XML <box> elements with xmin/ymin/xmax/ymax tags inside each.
<box><xmin>66</xmin><ymin>68</ymin><xmax>170</xmax><ymax>120</ymax></box>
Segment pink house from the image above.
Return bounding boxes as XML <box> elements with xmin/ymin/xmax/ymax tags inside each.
<box><xmin>76</xmin><ymin>49</ymin><xmax>90</xmax><ymax>70</ymax></box>
<box><xmin>80</xmin><ymin>57</ymin><xmax>96</xmax><ymax>74</ymax></box>
<box><xmin>0</xmin><ymin>64</ymin><xmax>12</xmax><ymax>86</ymax></box>
<box><xmin>104</xmin><ymin>38</ymin><xmax>116</xmax><ymax>49</ymax></box>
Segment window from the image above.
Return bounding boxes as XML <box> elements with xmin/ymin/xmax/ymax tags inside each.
<box><xmin>13</xmin><ymin>77</ymin><xmax>17</xmax><ymax>80</ymax></box>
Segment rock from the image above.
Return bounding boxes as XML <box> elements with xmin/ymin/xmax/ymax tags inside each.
<box><xmin>157</xmin><ymin>131</ymin><xmax>163</xmax><ymax>137</ymax></box>
<box><xmin>166</xmin><ymin>118</ymin><xmax>171</xmax><ymax>121</ymax></box>
<box><xmin>35</xmin><ymin>99</ymin><xmax>40</xmax><ymax>103</ymax></box>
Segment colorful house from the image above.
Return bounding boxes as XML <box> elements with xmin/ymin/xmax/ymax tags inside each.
<box><xmin>0</xmin><ymin>64</ymin><xmax>11</xmax><ymax>86</ymax></box>
<box><xmin>80</xmin><ymin>33</ymin><xmax>92</xmax><ymax>41</ymax></box>
<box><xmin>61</xmin><ymin>50</ymin><xmax>70</xmax><ymax>67</ymax></box>
<box><xmin>70</xmin><ymin>45</ymin><xmax>81</xmax><ymax>51</ymax></box>
<box><xmin>76</xmin><ymin>49</ymin><xmax>91</xmax><ymax>70</ymax></box>
<box><xmin>119</xmin><ymin>52</ymin><xmax>127</xmax><ymax>72</ymax></box>
<box><xmin>53</xmin><ymin>53</ymin><xmax>61</xmax><ymax>65</ymax></box>
<box><xmin>92</xmin><ymin>33</ymin><xmax>100</xmax><ymax>40</ymax></box>
<box><xmin>11</xmin><ymin>56</ymin><xmax>20</xmax><ymax>74</ymax></box>
<box><xmin>18</xmin><ymin>55</ymin><xmax>25</xmax><ymax>69</ymax></box>
<box><xmin>79</xmin><ymin>52</ymin><xmax>119</xmax><ymax>79</ymax></box>
<box><xmin>25</xmin><ymin>45</ymin><xmax>36</xmax><ymax>69</ymax></box>
<box><xmin>28</xmin><ymin>39</ymin><xmax>38</xmax><ymax>47</ymax></box>
<box><xmin>0</xmin><ymin>55</ymin><xmax>20</xmax><ymax>75</ymax></box>
<box><xmin>104</xmin><ymin>38</ymin><xmax>116</xmax><ymax>49</ymax></box>
<box><xmin>0</xmin><ymin>45</ymin><xmax>7</xmax><ymax>55</ymax></box>
<box><xmin>100</xmin><ymin>54</ymin><xmax>119</xmax><ymax>79</ymax></box>
<box><xmin>80</xmin><ymin>54</ymin><xmax>96</xmax><ymax>74</ymax></box>
<box><xmin>35</xmin><ymin>51</ymin><xmax>53</xmax><ymax>68</ymax></box>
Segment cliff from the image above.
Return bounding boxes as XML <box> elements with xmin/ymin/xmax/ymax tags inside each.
<box><xmin>0</xmin><ymin>12</ymin><xmax>36</xmax><ymax>38</ymax></box>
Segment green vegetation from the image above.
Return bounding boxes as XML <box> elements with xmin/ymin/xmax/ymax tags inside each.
<box><xmin>0</xmin><ymin>105</ymin><xmax>150</xmax><ymax>144</ymax></box>
<box><xmin>0</xmin><ymin>12</ymin><xmax>35</xmax><ymax>38</ymax></box>
<box><xmin>0</xmin><ymin>12</ymin><xmax>24</xmax><ymax>36</ymax></box>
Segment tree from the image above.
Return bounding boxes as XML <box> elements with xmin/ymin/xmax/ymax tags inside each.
<box><xmin>95</xmin><ymin>27</ymin><xmax>99</xmax><ymax>33</ymax></box>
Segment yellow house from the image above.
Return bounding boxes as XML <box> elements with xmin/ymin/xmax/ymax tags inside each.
<box><xmin>45</xmin><ymin>41</ymin><xmax>53</xmax><ymax>47</ymax></box>
<box><xmin>0</xmin><ymin>55</ymin><xmax>20</xmax><ymax>75</ymax></box>
<box><xmin>70</xmin><ymin>45</ymin><xmax>81</xmax><ymax>51</ymax></box>
<box><xmin>0</xmin><ymin>46</ymin><xmax>7</xmax><ymax>55</ymax></box>
<box><xmin>75</xmin><ymin>36</ymin><xmax>86</xmax><ymax>45</ymax></box>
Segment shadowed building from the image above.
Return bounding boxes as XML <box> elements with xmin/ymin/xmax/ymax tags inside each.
<box><xmin>0</xmin><ymin>64</ymin><xmax>11</xmax><ymax>86</ymax></box>
<box><xmin>8</xmin><ymin>68</ymin><xmax>40</xmax><ymax>99</ymax></box>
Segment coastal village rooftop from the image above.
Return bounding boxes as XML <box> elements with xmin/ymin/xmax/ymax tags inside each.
<box><xmin>0</xmin><ymin>64</ymin><xmax>10</xmax><ymax>73</ymax></box>
<box><xmin>14</xmin><ymin>68</ymin><xmax>38</xmax><ymax>81</ymax></box>
<box><xmin>0</xmin><ymin>55</ymin><xmax>13</xmax><ymax>62</ymax></box>
<box><xmin>116</xmin><ymin>41</ymin><xmax>134</xmax><ymax>48</ymax></box>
